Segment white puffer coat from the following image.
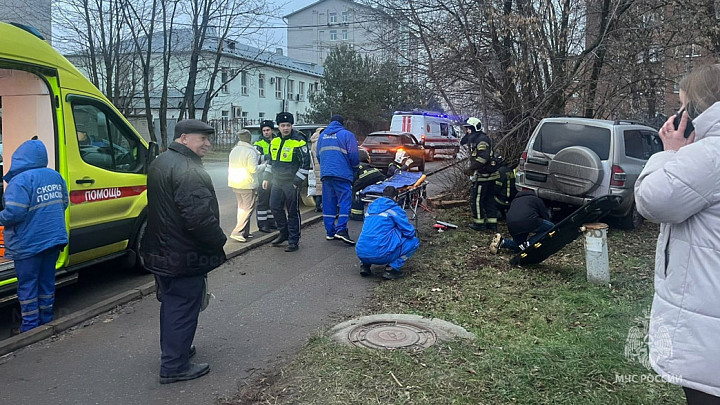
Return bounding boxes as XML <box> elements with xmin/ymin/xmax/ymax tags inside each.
<box><xmin>635</xmin><ymin>101</ymin><xmax>720</xmax><ymax>396</ymax></box>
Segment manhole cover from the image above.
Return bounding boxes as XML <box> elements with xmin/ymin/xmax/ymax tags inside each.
<box><xmin>348</xmin><ymin>321</ymin><xmax>437</xmax><ymax>350</ymax></box>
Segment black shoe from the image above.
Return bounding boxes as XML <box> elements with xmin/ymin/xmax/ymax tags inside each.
<box><xmin>333</xmin><ymin>229</ymin><xmax>356</xmax><ymax>245</ymax></box>
<box><xmin>486</xmin><ymin>223</ymin><xmax>498</xmax><ymax>232</ymax></box>
<box><xmin>285</xmin><ymin>243</ymin><xmax>299</xmax><ymax>252</ymax></box>
<box><xmin>189</xmin><ymin>345</ymin><xmax>196</xmax><ymax>359</ymax></box>
<box><xmin>271</xmin><ymin>234</ymin><xmax>288</xmax><ymax>246</ymax></box>
<box><xmin>259</xmin><ymin>227</ymin><xmax>272</xmax><ymax>233</ymax></box>
<box><xmin>382</xmin><ymin>267</ymin><xmax>405</xmax><ymax>280</ymax></box>
<box><xmin>360</xmin><ymin>264</ymin><xmax>372</xmax><ymax>277</ymax></box>
<box><xmin>469</xmin><ymin>223</ymin><xmax>485</xmax><ymax>231</ymax></box>
<box><xmin>160</xmin><ymin>362</ymin><xmax>210</xmax><ymax>384</ymax></box>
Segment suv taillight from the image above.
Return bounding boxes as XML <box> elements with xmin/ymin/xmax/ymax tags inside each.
<box><xmin>611</xmin><ymin>165</ymin><xmax>626</xmax><ymax>187</ymax></box>
<box><xmin>519</xmin><ymin>151</ymin><xmax>528</xmax><ymax>171</ymax></box>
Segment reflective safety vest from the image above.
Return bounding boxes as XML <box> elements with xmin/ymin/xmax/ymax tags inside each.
<box><xmin>265</xmin><ymin>130</ymin><xmax>311</xmax><ymax>185</ymax></box>
<box><xmin>254</xmin><ymin>137</ymin><xmax>271</xmax><ymax>156</ymax></box>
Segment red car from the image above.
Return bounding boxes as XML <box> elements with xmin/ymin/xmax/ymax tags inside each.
<box><xmin>360</xmin><ymin>131</ymin><xmax>426</xmax><ymax>172</ymax></box>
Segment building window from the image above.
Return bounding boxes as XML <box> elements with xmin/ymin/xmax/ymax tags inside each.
<box><xmin>221</xmin><ymin>69</ymin><xmax>229</xmax><ymax>93</ymax></box>
<box><xmin>241</xmin><ymin>111</ymin><xmax>248</xmax><ymax>125</ymax></box>
<box><xmin>329</xmin><ymin>12</ymin><xmax>337</xmax><ymax>23</ymax></box>
<box><xmin>221</xmin><ymin>110</ymin><xmax>229</xmax><ymax>118</ymax></box>
<box><xmin>330</xmin><ymin>30</ymin><xmax>337</xmax><ymax>41</ymax></box>
<box><xmin>342</xmin><ymin>30</ymin><xmax>348</xmax><ymax>40</ymax></box>
<box><xmin>259</xmin><ymin>112</ymin><xmax>265</xmax><ymax>120</ymax></box>
<box><xmin>258</xmin><ymin>74</ymin><xmax>265</xmax><ymax>97</ymax></box>
<box><xmin>287</xmin><ymin>79</ymin><xmax>295</xmax><ymax>100</ymax></box>
<box><xmin>342</xmin><ymin>11</ymin><xmax>349</xmax><ymax>23</ymax></box>
<box><xmin>240</xmin><ymin>71</ymin><xmax>248</xmax><ymax>95</ymax></box>
<box><xmin>275</xmin><ymin>77</ymin><xmax>283</xmax><ymax>99</ymax></box>
<box><xmin>298</xmin><ymin>82</ymin><xmax>305</xmax><ymax>101</ymax></box>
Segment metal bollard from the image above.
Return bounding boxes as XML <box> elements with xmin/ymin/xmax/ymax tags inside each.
<box><xmin>580</xmin><ymin>223</ymin><xmax>610</xmax><ymax>285</ymax></box>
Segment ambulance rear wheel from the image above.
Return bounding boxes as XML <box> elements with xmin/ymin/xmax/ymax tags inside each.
<box><xmin>127</xmin><ymin>220</ymin><xmax>148</xmax><ymax>272</ymax></box>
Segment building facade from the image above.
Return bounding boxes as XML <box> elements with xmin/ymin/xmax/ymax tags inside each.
<box><xmin>285</xmin><ymin>0</ymin><xmax>391</xmax><ymax>65</ymax></box>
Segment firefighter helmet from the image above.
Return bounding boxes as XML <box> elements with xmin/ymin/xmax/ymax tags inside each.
<box><xmin>463</xmin><ymin>117</ymin><xmax>482</xmax><ymax>132</ymax></box>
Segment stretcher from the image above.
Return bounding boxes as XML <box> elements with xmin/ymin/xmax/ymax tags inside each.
<box><xmin>510</xmin><ymin>195</ymin><xmax>622</xmax><ymax>266</ymax></box>
<box><xmin>358</xmin><ymin>171</ymin><xmax>428</xmax><ymax>227</ymax></box>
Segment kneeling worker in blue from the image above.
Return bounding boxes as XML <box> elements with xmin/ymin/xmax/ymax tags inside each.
<box><xmin>356</xmin><ymin>186</ymin><xmax>420</xmax><ymax>280</ymax></box>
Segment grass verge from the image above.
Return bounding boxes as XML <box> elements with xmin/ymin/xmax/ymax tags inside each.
<box><xmin>230</xmin><ymin>209</ymin><xmax>683</xmax><ymax>404</ymax></box>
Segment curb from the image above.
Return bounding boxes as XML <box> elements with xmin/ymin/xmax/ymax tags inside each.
<box><xmin>0</xmin><ymin>213</ymin><xmax>323</xmax><ymax>358</ymax></box>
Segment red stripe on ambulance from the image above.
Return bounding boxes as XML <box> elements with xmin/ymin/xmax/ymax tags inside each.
<box><xmin>70</xmin><ymin>186</ymin><xmax>147</xmax><ymax>204</ymax></box>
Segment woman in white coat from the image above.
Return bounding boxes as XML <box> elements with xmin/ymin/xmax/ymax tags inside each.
<box><xmin>635</xmin><ymin>64</ymin><xmax>720</xmax><ymax>404</ymax></box>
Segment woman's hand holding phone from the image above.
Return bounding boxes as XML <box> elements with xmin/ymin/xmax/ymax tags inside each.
<box><xmin>661</xmin><ymin>109</ymin><xmax>695</xmax><ymax>151</ymax></box>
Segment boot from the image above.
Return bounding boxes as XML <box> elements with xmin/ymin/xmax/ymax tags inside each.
<box><xmin>160</xmin><ymin>363</ymin><xmax>210</xmax><ymax>384</ymax></box>
<box><xmin>271</xmin><ymin>233</ymin><xmax>288</xmax><ymax>246</ymax></box>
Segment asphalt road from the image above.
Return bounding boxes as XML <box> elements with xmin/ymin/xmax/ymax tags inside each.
<box><xmin>0</xmin><ymin>218</ymin><xmax>379</xmax><ymax>404</ymax></box>
<box><xmin>0</xmin><ymin>158</ymin><xmax>454</xmax><ymax>339</ymax></box>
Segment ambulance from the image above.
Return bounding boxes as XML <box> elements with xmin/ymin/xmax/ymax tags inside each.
<box><xmin>0</xmin><ymin>23</ymin><xmax>158</xmax><ymax>304</ymax></box>
<box><xmin>389</xmin><ymin>111</ymin><xmax>461</xmax><ymax>161</ymax></box>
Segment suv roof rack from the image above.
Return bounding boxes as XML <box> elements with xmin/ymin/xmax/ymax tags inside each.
<box><xmin>614</xmin><ymin>119</ymin><xmax>650</xmax><ymax>126</ymax></box>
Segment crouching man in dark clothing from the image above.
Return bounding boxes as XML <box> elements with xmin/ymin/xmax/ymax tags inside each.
<box><xmin>350</xmin><ymin>149</ymin><xmax>385</xmax><ymax>221</ymax></box>
<box><xmin>489</xmin><ymin>190</ymin><xmax>554</xmax><ymax>253</ymax></box>
<box><xmin>356</xmin><ymin>186</ymin><xmax>419</xmax><ymax>280</ymax></box>
<box><xmin>141</xmin><ymin>119</ymin><xmax>227</xmax><ymax>384</ymax></box>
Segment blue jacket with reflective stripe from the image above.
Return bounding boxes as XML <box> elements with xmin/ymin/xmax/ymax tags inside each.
<box><xmin>356</xmin><ymin>197</ymin><xmax>416</xmax><ymax>261</ymax></box>
<box><xmin>317</xmin><ymin>121</ymin><xmax>359</xmax><ymax>183</ymax></box>
<box><xmin>0</xmin><ymin>140</ymin><xmax>68</xmax><ymax>260</ymax></box>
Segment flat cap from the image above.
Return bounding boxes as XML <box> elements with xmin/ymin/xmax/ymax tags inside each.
<box><xmin>174</xmin><ymin>119</ymin><xmax>215</xmax><ymax>139</ymax></box>
<box><xmin>276</xmin><ymin>112</ymin><xmax>294</xmax><ymax>125</ymax></box>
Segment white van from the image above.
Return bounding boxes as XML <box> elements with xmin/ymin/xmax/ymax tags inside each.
<box><xmin>389</xmin><ymin>111</ymin><xmax>460</xmax><ymax>161</ymax></box>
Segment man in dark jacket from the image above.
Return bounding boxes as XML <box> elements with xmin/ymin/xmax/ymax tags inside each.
<box><xmin>254</xmin><ymin>120</ymin><xmax>276</xmax><ymax>232</ymax></box>
<box><xmin>350</xmin><ymin>149</ymin><xmax>385</xmax><ymax>221</ymax></box>
<box><xmin>494</xmin><ymin>165</ymin><xmax>517</xmax><ymax>219</ymax></box>
<box><xmin>262</xmin><ymin>112</ymin><xmax>311</xmax><ymax>252</ymax></box>
<box><xmin>0</xmin><ymin>140</ymin><xmax>68</xmax><ymax>333</ymax></box>
<box><xmin>141</xmin><ymin>119</ymin><xmax>226</xmax><ymax>384</ymax></box>
<box><xmin>489</xmin><ymin>190</ymin><xmax>554</xmax><ymax>253</ymax></box>
<box><xmin>317</xmin><ymin>114</ymin><xmax>359</xmax><ymax>244</ymax></box>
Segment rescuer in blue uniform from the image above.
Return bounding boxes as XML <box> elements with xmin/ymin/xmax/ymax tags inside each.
<box><xmin>317</xmin><ymin>114</ymin><xmax>359</xmax><ymax>244</ymax></box>
<box><xmin>0</xmin><ymin>139</ymin><xmax>68</xmax><ymax>333</ymax></box>
<box><xmin>356</xmin><ymin>186</ymin><xmax>420</xmax><ymax>280</ymax></box>
<box><xmin>263</xmin><ymin>112</ymin><xmax>311</xmax><ymax>252</ymax></box>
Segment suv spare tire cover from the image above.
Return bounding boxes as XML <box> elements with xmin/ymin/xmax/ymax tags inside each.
<box><xmin>548</xmin><ymin>146</ymin><xmax>603</xmax><ymax>196</ymax></box>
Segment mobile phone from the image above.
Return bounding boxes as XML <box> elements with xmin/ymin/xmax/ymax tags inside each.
<box><xmin>672</xmin><ymin>107</ymin><xmax>695</xmax><ymax>138</ymax></box>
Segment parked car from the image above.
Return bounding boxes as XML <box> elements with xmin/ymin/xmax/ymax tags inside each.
<box><xmin>515</xmin><ymin>117</ymin><xmax>663</xmax><ymax>229</ymax></box>
<box><xmin>360</xmin><ymin>131</ymin><xmax>426</xmax><ymax>172</ymax></box>
<box><xmin>389</xmin><ymin>111</ymin><xmax>460</xmax><ymax>161</ymax></box>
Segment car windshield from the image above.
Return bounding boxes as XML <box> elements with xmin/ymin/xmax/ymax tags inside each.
<box><xmin>363</xmin><ymin>135</ymin><xmax>402</xmax><ymax>145</ymax></box>
<box><xmin>532</xmin><ymin>122</ymin><xmax>611</xmax><ymax>160</ymax></box>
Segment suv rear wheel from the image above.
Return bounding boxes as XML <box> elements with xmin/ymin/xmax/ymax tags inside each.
<box><xmin>617</xmin><ymin>203</ymin><xmax>644</xmax><ymax>230</ymax></box>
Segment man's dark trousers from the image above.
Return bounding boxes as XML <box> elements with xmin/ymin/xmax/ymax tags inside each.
<box><xmin>270</xmin><ymin>181</ymin><xmax>301</xmax><ymax>244</ymax></box>
<box><xmin>156</xmin><ymin>274</ymin><xmax>204</xmax><ymax>376</ymax></box>
<box><xmin>256</xmin><ymin>185</ymin><xmax>275</xmax><ymax>229</ymax></box>
<box><xmin>470</xmin><ymin>180</ymin><xmax>499</xmax><ymax>225</ymax></box>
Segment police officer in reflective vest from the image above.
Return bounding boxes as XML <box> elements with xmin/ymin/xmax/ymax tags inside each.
<box><xmin>262</xmin><ymin>112</ymin><xmax>310</xmax><ymax>252</ymax></box>
<box><xmin>254</xmin><ymin>120</ymin><xmax>276</xmax><ymax>232</ymax></box>
<box><xmin>464</xmin><ymin>117</ymin><xmax>500</xmax><ymax>231</ymax></box>
<box><xmin>350</xmin><ymin>149</ymin><xmax>386</xmax><ymax>220</ymax></box>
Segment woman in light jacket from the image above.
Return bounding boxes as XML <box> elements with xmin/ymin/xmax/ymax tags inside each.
<box><xmin>635</xmin><ymin>64</ymin><xmax>720</xmax><ymax>403</ymax></box>
<box><xmin>308</xmin><ymin>127</ymin><xmax>324</xmax><ymax>212</ymax></box>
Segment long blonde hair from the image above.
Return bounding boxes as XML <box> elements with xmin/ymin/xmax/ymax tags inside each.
<box><xmin>680</xmin><ymin>64</ymin><xmax>720</xmax><ymax>119</ymax></box>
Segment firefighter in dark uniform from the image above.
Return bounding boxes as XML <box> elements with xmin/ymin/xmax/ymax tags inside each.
<box><xmin>262</xmin><ymin>112</ymin><xmax>311</xmax><ymax>252</ymax></box>
<box><xmin>464</xmin><ymin>117</ymin><xmax>500</xmax><ymax>231</ymax></box>
<box><xmin>494</xmin><ymin>165</ymin><xmax>517</xmax><ymax>220</ymax></box>
<box><xmin>254</xmin><ymin>120</ymin><xmax>276</xmax><ymax>232</ymax></box>
<box><xmin>350</xmin><ymin>149</ymin><xmax>386</xmax><ymax>221</ymax></box>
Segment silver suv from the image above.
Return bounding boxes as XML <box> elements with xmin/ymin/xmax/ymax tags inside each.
<box><xmin>515</xmin><ymin>117</ymin><xmax>663</xmax><ymax>229</ymax></box>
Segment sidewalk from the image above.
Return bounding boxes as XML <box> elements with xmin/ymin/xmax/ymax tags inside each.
<box><xmin>0</xmin><ymin>221</ymin><xmax>374</xmax><ymax>404</ymax></box>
